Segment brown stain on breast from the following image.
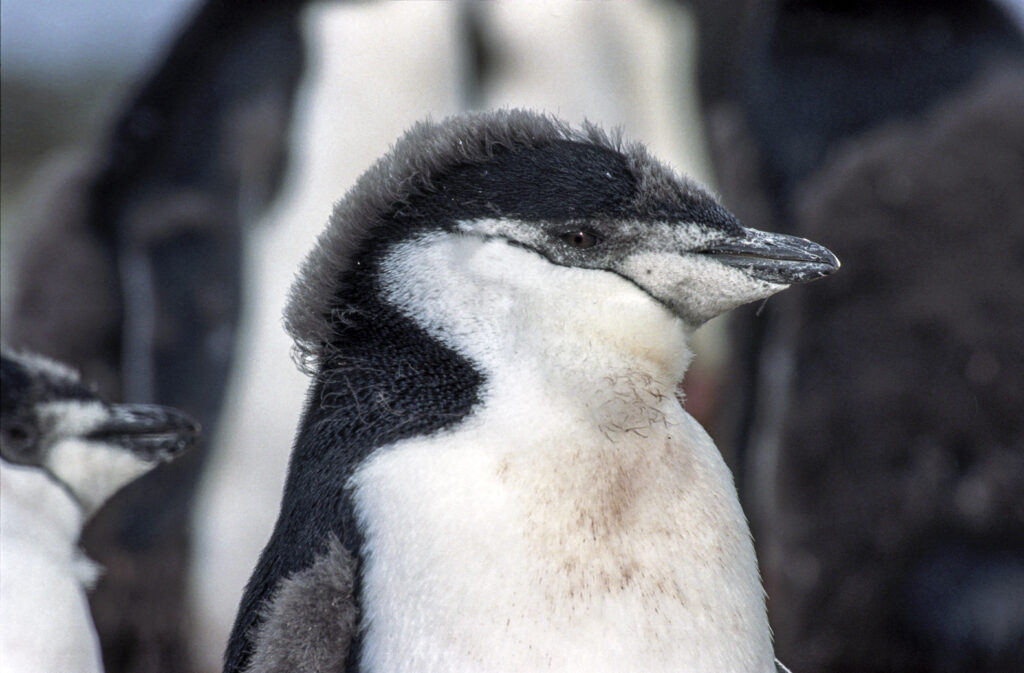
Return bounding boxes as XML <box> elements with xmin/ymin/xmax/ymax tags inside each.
<box><xmin>492</xmin><ymin>368</ymin><xmax>737</xmax><ymax>621</ymax></box>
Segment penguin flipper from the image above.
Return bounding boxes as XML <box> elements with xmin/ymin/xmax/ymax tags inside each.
<box><xmin>244</xmin><ymin>535</ymin><xmax>358</xmax><ymax>673</ymax></box>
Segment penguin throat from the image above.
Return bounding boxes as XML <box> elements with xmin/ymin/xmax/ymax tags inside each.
<box><xmin>377</xmin><ymin>233</ymin><xmax>694</xmax><ymax>387</ymax></box>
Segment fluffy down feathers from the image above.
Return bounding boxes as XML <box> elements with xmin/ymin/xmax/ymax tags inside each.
<box><xmin>246</xmin><ymin>536</ymin><xmax>358</xmax><ymax>673</ymax></box>
<box><xmin>284</xmin><ymin>108</ymin><xmax>716</xmax><ymax>370</ymax></box>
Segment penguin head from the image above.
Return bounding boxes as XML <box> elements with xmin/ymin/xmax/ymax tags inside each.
<box><xmin>0</xmin><ymin>349</ymin><xmax>199</xmax><ymax>515</ymax></box>
<box><xmin>286</xmin><ymin>110</ymin><xmax>838</xmax><ymax>373</ymax></box>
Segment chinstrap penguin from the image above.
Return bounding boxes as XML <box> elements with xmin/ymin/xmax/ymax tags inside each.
<box><xmin>0</xmin><ymin>348</ymin><xmax>198</xmax><ymax>673</ymax></box>
<box><xmin>224</xmin><ymin>109</ymin><xmax>837</xmax><ymax>673</ymax></box>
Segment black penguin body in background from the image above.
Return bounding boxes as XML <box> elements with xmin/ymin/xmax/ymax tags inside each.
<box><xmin>689</xmin><ymin>0</ymin><xmax>1024</xmax><ymax>670</ymax></box>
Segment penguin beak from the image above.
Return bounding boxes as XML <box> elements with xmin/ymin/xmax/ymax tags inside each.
<box><xmin>697</xmin><ymin>228</ymin><xmax>840</xmax><ymax>284</ymax></box>
<box><xmin>85</xmin><ymin>404</ymin><xmax>200</xmax><ymax>461</ymax></box>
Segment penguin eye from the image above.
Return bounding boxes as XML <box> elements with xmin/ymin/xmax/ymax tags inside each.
<box><xmin>1</xmin><ymin>421</ymin><xmax>38</xmax><ymax>462</ymax></box>
<box><xmin>559</xmin><ymin>230</ymin><xmax>600</xmax><ymax>249</ymax></box>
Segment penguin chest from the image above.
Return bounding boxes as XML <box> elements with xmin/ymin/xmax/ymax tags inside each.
<box><xmin>350</xmin><ymin>403</ymin><xmax>773</xmax><ymax>673</ymax></box>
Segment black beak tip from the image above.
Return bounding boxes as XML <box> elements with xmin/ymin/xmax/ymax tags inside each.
<box><xmin>148</xmin><ymin>412</ymin><xmax>201</xmax><ymax>461</ymax></box>
<box><xmin>801</xmin><ymin>247</ymin><xmax>841</xmax><ymax>281</ymax></box>
<box><xmin>821</xmin><ymin>247</ymin><xmax>841</xmax><ymax>273</ymax></box>
<box><xmin>160</xmin><ymin>417</ymin><xmax>201</xmax><ymax>459</ymax></box>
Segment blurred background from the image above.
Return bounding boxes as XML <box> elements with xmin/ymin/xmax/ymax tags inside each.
<box><xmin>2</xmin><ymin>1</ymin><xmax>1023</xmax><ymax>672</ymax></box>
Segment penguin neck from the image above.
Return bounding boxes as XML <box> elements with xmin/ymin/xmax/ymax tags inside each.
<box><xmin>0</xmin><ymin>460</ymin><xmax>85</xmax><ymax>560</ymax></box>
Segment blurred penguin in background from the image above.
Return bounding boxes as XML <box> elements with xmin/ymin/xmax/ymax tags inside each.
<box><xmin>2</xmin><ymin>2</ymin><xmax>307</xmax><ymax>671</ymax></box>
<box><xmin>687</xmin><ymin>0</ymin><xmax>1024</xmax><ymax>671</ymax></box>
<box><xmin>1</xmin><ymin>348</ymin><xmax>197</xmax><ymax>673</ymax></box>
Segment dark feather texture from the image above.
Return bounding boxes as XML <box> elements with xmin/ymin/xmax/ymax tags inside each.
<box><xmin>284</xmin><ymin>108</ymin><xmax>722</xmax><ymax>371</ymax></box>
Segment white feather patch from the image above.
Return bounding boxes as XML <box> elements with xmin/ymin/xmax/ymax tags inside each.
<box><xmin>40</xmin><ymin>401</ymin><xmax>156</xmax><ymax>515</ymax></box>
<box><xmin>350</xmin><ymin>234</ymin><xmax>775</xmax><ymax>672</ymax></box>
<box><xmin>0</xmin><ymin>461</ymin><xmax>104</xmax><ymax>673</ymax></box>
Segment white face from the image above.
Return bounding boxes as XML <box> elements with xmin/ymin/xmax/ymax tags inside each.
<box><xmin>379</xmin><ymin>230</ymin><xmax>695</xmax><ymax>386</ymax></box>
<box><xmin>455</xmin><ymin>217</ymin><xmax>791</xmax><ymax>326</ymax></box>
<box><xmin>36</xmin><ymin>401</ymin><xmax>158</xmax><ymax>515</ymax></box>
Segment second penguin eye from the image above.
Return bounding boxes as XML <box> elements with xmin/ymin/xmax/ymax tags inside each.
<box><xmin>559</xmin><ymin>230</ymin><xmax>600</xmax><ymax>249</ymax></box>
